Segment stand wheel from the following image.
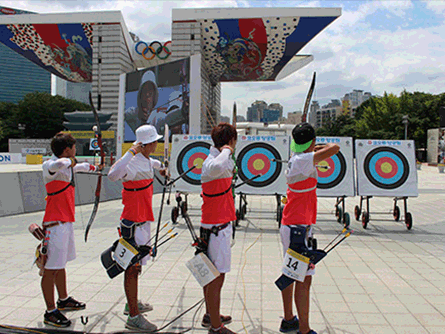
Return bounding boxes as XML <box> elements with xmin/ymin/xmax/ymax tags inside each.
<box><xmin>405</xmin><ymin>212</ymin><xmax>413</xmax><ymax>230</ymax></box>
<box><xmin>277</xmin><ymin>205</ymin><xmax>284</xmax><ymax>227</ymax></box>
<box><xmin>235</xmin><ymin>209</ymin><xmax>240</xmax><ymax>227</ymax></box>
<box><xmin>362</xmin><ymin>211</ymin><xmax>369</xmax><ymax>229</ymax></box>
<box><xmin>354</xmin><ymin>205</ymin><xmax>361</xmax><ymax>221</ymax></box>
<box><xmin>343</xmin><ymin>212</ymin><xmax>350</xmax><ymax>228</ymax></box>
<box><xmin>171</xmin><ymin>207</ymin><xmax>179</xmax><ymax>223</ymax></box>
<box><xmin>180</xmin><ymin>201</ymin><xmax>187</xmax><ymax>214</ymax></box>
<box><xmin>336</xmin><ymin>207</ymin><xmax>343</xmax><ymax>223</ymax></box>
<box><xmin>393</xmin><ymin>206</ymin><xmax>400</xmax><ymax>221</ymax></box>
<box><xmin>242</xmin><ymin>204</ymin><xmax>247</xmax><ymax>216</ymax></box>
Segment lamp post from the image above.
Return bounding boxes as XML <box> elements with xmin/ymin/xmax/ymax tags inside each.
<box><xmin>402</xmin><ymin>115</ymin><xmax>409</xmax><ymax>140</ymax></box>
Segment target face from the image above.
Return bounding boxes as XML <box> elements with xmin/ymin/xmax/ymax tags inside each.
<box><xmin>317</xmin><ymin>152</ymin><xmax>347</xmax><ymax>189</ymax></box>
<box><xmin>90</xmin><ymin>138</ymin><xmax>99</xmax><ymax>151</ymax></box>
<box><xmin>363</xmin><ymin>147</ymin><xmax>409</xmax><ymax>189</ymax></box>
<box><xmin>236</xmin><ymin>143</ymin><xmax>282</xmax><ymax>188</ymax></box>
<box><xmin>176</xmin><ymin>142</ymin><xmax>211</xmax><ymax>185</ymax></box>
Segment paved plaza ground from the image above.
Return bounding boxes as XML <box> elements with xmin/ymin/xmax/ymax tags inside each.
<box><xmin>0</xmin><ymin>165</ymin><xmax>444</xmax><ymax>334</ymax></box>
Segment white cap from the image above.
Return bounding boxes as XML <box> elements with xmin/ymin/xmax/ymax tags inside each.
<box><xmin>133</xmin><ymin>125</ymin><xmax>163</xmax><ymax>145</ymax></box>
<box><xmin>168</xmin><ymin>90</ymin><xmax>182</xmax><ymax>111</ymax></box>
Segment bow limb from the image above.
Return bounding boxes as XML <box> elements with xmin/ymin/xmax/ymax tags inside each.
<box><xmin>153</xmin><ymin>124</ymin><xmax>170</xmax><ymax>257</ymax></box>
<box><xmin>84</xmin><ymin>92</ymin><xmax>105</xmax><ymax>242</ymax></box>
<box><xmin>302</xmin><ymin>72</ymin><xmax>316</xmax><ymax>123</ymax></box>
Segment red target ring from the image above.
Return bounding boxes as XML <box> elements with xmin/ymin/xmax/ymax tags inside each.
<box><xmin>375</xmin><ymin>157</ymin><xmax>398</xmax><ymax>179</ymax></box>
<box><xmin>247</xmin><ymin>153</ymin><xmax>271</xmax><ymax>176</ymax></box>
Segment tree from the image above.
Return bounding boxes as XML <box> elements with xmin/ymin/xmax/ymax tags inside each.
<box><xmin>0</xmin><ymin>93</ymin><xmax>90</xmax><ymax>151</ymax></box>
<box><xmin>15</xmin><ymin>92</ymin><xmax>90</xmax><ymax>139</ymax></box>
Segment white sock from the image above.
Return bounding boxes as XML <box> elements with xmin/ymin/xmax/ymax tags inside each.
<box><xmin>59</xmin><ymin>296</ymin><xmax>69</xmax><ymax>302</ymax></box>
<box><xmin>47</xmin><ymin>308</ymin><xmax>57</xmax><ymax>313</ymax></box>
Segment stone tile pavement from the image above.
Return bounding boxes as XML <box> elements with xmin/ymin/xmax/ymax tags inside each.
<box><xmin>0</xmin><ymin>165</ymin><xmax>444</xmax><ymax>334</ymax></box>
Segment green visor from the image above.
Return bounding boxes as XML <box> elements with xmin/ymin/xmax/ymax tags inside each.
<box><xmin>290</xmin><ymin>139</ymin><xmax>313</xmax><ymax>153</ymax></box>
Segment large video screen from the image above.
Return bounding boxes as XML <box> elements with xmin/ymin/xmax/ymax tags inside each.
<box><xmin>124</xmin><ymin>58</ymin><xmax>190</xmax><ymax>142</ymax></box>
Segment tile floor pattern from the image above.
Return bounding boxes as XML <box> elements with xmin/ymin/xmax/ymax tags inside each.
<box><xmin>0</xmin><ymin>165</ymin><xmax>444</xmax><ymax>334</ymax></box>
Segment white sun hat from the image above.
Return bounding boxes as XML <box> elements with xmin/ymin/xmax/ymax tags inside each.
<box><xmin>133</xmin><ymin>124</ymin><xmax>163</xmax><ymax>145</ymax></box>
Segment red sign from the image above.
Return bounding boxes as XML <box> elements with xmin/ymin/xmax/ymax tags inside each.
<box><xmin>0</xmin><ymin>7</ymin><xmax>17</xmax><ymax>15</ymax></box>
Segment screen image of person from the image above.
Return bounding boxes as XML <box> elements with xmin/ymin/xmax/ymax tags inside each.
<box><xmin>125</xmin><ymin>71</ymin><xmax>159</xmax><ymax>134</ymax></box>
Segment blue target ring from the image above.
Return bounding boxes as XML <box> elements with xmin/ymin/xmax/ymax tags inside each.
<box><xmin>317</xmin><ymin>152</ymin><xmax>346</xmax><ymax>189</ymax></box>
<box><xmin>236</xmin><ymin>143</ymin><xmax>282</xmax><ymax>188</ymax></box>
<box><xmin>177</xmin><ymin>142</ymin><xmax>211</xmax><ymax>185</ymax></box>
<box><xmin>364</xmin><ymin>147</ymin><xmax>409</xmax><ymax>189</ymax></box>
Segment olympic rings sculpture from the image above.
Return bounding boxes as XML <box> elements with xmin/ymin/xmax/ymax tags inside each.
<box><xmin>135</xmin><ymin>41</ymin><xmax>172</xmax><ymax>60</ymax></box>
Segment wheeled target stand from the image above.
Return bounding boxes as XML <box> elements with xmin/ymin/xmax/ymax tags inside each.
<box><xmin>332</xmin><ymin>196</ymin><xmax>350</xmax><ymax>228</ymax></box>
<box><xmin>354</xmin><ymin>196</ymin><xmax>413</xmax><ymax>230</ymax></box>
<box><xmin>236</xmin><ymin>192</ymin><xmax>284</xmax><ymax>227</ymax></box>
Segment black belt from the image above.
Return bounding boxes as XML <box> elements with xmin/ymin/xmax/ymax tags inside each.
<box><xmin>47</xmin><ymin>182</ymin><xmax>75</xmax><ymax>196</ymax></box>
<box><xmin>203</xmin><ymin>222</ymin><xmax>231</xmax><ymax>237</ymax></box>
<box><xmin>202</xmin><ymin>185</ymin><xmax>232</xmax><ymax>198</ymax></box>
<box><xmin>124</xmin><ymin>181</ymin><xmax>153</xmax><ymax>192</ymax></box>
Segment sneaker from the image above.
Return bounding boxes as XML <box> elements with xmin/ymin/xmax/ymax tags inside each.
<box><xmin>297</xmin><ymin>331</ymin><xmax>317</xmax><ymax>334</ymax></box>
<box><xmin>208</xmin><ymin>325</ymin><xmax>237</xmax><ymax>334</ymax></box>
<box><xmin>43</xmin><ymin>309</ymin><xmax>71</xmax><ymax>328</ymax></box>
<box><xmin>125</xmin><ymin>314</ymin><xmax>157</xmax><ymax>332</ymax></box>
<box><xmin>124</xmin><ymin>300</ymin><xmax>154</xmax><ymax>315</ymax></box>
<box><xmin>280</xmin><ymin>316</ymin><xmax>299</xmax><ymax>333</ymax></box>
<box><xmin>57</xmin><ymin>296</ymin><xmax>86</xmax><ymax>311</ymax></box>
<box><xmin>202</xmin><ymin>313</ymin><xmax>233</xmax><ymax>328</ymax></box>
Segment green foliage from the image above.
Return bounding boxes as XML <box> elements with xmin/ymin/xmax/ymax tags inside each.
<box><xmin>0</xmin><ymin>92</ymin><xmax>90</xmax><ymax>151</ymax></box>
<box><xmin>316</xmin><ymin>90</ymin><xmax>444</xmax><ymax>150</ymax></box>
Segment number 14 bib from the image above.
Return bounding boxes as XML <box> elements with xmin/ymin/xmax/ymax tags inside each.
<box><xmin>282</xmin><ymin>248</ymin><xmax>310</xmax><ymax>283</ymax></box>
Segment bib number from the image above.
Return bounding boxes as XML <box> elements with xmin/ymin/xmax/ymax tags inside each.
<box><xmin>186</xmin><ymin>253</ymin><xmax>220</xmax><ymax>287</ymax></box>
<box><xmin>282</xmin><ymin>248</ymin><xmax>310</xmax><ymax>283</ymax></box>
<box><xmin>113</xmin><ymin>238</ymin><xmax>139</xmax><ymax>270</ymax></box>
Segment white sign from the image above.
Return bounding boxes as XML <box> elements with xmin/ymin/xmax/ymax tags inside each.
<box><xmin>282</xmin><ymin>248</ymin><xmax>310</xmax><ymax>283</ymax></box>
<box><xmin>355</xmin><ymin>139</ymin><xmax>418</xmax><ymax>197</ymax></box>
<box><xmin>113</xmin><ymin>239</ymin><xmax>139</xmax><ymax>270</ymax></box>
<box><xmin>316</xmin><ymin>137</ymin><xmax>355</xmax><ymax>197</ymax></box>
<box><xmin>186</xmin><ymin>252</ymin><xmax>220</xmax><ymax>287</ymax></box>
<box><xmin>0</xmin><ymin>153</ymin><xmax>22</xmax><ymax>164</ymax></box>
<box><xmin>22</xmin><ymin>148</ymin><xmax>47</xmax><ymax>155</ymax></box>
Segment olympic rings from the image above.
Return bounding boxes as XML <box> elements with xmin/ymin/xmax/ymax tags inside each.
<box><xmin>135</xmin><ymin>41</ymin><xmax>172</xmax><ymax>60</ymax></box>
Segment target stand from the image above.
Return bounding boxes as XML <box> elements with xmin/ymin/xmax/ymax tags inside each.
<box><xmin>315</xmin><ymin>137</ymin><xmax>355</xmax><ymax>228</ymax></box>
<box><xmin>233</xmin><ymin>136</ymin><xmax>289</xmax><ymax>226</ymax></box>
<box><xmin>355</xmin><ymin>140</ymin><xmax>418</xmax><ymax>230</ymax></box>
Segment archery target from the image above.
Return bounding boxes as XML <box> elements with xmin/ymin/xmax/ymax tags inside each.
<box><xmin>355</xmin><ymin>140</ymin><xmax>418</xmax><ymax>197</ymax></box>
<box><xmin>315</xmin><ymin>137</ymin><xmax>355</xmax><ymax>197</ymax></box>
<box><xmin>170</xmin><ymin>135</ymin><xmax>213</xmax><ymax>193</ymax></box>
<box><xmin>235</xmin><ymin>136</ymin><xmax>289</xmax><ymax>194</ymax></box>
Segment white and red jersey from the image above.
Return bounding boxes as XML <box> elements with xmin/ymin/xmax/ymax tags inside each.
<box><xmin>108</xmin><ymin>151</ymin><xmax>161</xmax><ymax>223</ymax></box>
<box><xmin>201</xmin><ymin>147</ymin><xmax>236</xmax><ymax>225</ymax></box>
<box><xmin>43</xmin><ymin>156</ymin><xmax>96</xmax><ymax>223</ymax></box>
<box><xmin>281</xmin><ymin>152</ymin><xmax>318</xmax><ymax>226</ymax></box>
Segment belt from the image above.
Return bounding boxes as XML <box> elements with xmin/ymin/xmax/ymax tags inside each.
<box><xmin>202</xmin><ymin>185</ymin><xmax>232</xmax><ymax>198</ymax></box>
<box><xmin>202</xmin><ymin>222</ymin><xmax>231</xmax><ymax>236</ymax></box>
<box><xmin>43</xmin><ymin>221</ymin><xmax>69</xmax><ymax>229</ymax></box>
<box><xmin>123</xmin><ymin>181</ymin><xmax>153</xmax><ymax>192</ymax></box>
<box><xmin>287</xmin><ymin>185</ymin><xmax>317</xmax><ymax>193</ymax></box>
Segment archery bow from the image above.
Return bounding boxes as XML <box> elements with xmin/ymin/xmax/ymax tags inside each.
<box><xmin>302</xmin><ymin>72</ymin><xmax>316</xmax><ymax>123</ymax></box>
<box><xmin>153</xmin><ymin>124</ymin><xmax>170</xmax><ymax>258</ymax></box>
<box><xmin>84</xmin><ymin>92</ymin><xmax>105</xmax><ymax>242</ymax></box>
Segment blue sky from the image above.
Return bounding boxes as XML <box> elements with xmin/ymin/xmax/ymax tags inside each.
<box><xmin>2</xmin><ymin>0</ymin><xmax>444</xmax><ymax>119</ymax></box>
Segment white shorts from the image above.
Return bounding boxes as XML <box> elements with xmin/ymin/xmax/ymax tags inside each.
<box><xmin>280</xmin><ymin>224</ymin><xmax>315</xmax><ymax>276</ymax></box>
<box><xmin>44</xmin><ymin>222</ymin><xmax>76</xmax><ymax>270</ymax></box>
<box><xmin>204</xmin><ymin>223</ymin><xmax>232</xmax><ymax>274</ymax></box>
<box><xmin>134</xmin><ymin>221</ymin><xmax>152</xmax><ymax>266</ymax></box>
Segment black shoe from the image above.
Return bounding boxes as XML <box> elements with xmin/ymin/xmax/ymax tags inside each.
<box><xmin>297</xmin><ymin>331</ymin><xmax>317</xmax><ymax>334</ymax></box>
<box><xmin>279</xmin><ymin>316</ymin><xmax>299</xmax><ymax>333</ymax></box>
<box><xmin>57</xmin><ymin>296</ymin><xmax>86</xmax><ymax>311</ymax></box>
<box><xmin>44</xmin><ymin>309</ymin><xmax>71</xmax><ymax>328</ymax></box>
<box><xmin>201</xmin><ymin>313</ymin><xmax>233</xmax><ymax>328</ymax></box>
